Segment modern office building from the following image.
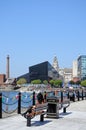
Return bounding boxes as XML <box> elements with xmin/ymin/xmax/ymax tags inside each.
<box><xmin>17</xmin><ymin>61</ymin><xmax>59</xmax><ymax>83</ymax></box>
<box><xmin>17</xmin><ymin>73</ymin><xmax>30</xmax><ymax>83</ymax></box>
<box><xmin>77</xmin><ymin>55</ymin><xmax>86</xmax><ymax>80</ymax></box>
<box><xmin>29</xmin><ymin>61</ymin><xmax>59</xmax><ymax>82</ymax></box>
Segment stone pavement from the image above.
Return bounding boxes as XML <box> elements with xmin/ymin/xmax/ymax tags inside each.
<box><xmin>0</xmin><ymin>100</ymin><xmax>86</xmax><ymax>130</ymax></box>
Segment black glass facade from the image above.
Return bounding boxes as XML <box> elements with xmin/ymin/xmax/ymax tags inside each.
<box><xmin>29</xmin><ymin>61</ymin><xmax>59</xmax><ymax>82</ymax></box>
<box><xmin>17</xmin><ymin>73</ymin><xmax>30</xmax><ymax>83</ymax></box>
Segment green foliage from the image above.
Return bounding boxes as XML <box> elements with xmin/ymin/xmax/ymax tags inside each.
<box><xmin>43</xmin><ymin>80</ymin><xmax>48</xmax><ymax>84</ymax></box>
<box><xmin>31</xmin><ymin>79</ymin><xmax>42</xmax><ymax>84</ymax></box>
<box><xmin>76</xmin><ymin>80</ymin><xmax>81</xmax><ymax>85</ymax></box>
<box><xmin>69</xmin><ymin>80</ymin><xmax>81</xmax><ymax>85</ymax></box>
<box><xmin>17</xmin><ymin>78</ymin><xmax>27</xmax><ymax>85</ymax></box>
<box><xmin>81</xmin><ymin>80</ymin><xmax>86</xmax><ymax>87</ymax></box>
<box><xmin>49</xmin><ymin>79</ymin><xmax>62</xmax><ymax>87</ymax></box>
<box><xmin>49</xmin><ymin>80</ymin><xmax>55</xmax><ymax>86</ymax></box>
<box><xmin>69</xmin><ymin>80</ymin><xmax>74</xmax><ymax>85</ymax></box>
<box><xmin>54</xmin><ymin>80</ymin><xmax>62</xmax><ymax>87</ymax></box>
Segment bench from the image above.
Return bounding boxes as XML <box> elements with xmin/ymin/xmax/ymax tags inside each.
<box><xmin>22</xmin><ymin>98</ymin><xmax>70</xmax><ymax>126</ymax></box>
<box><xmin>22</xmin><ymin>103</ymin><xmax>48</xmax><ymax>126</ymax></box>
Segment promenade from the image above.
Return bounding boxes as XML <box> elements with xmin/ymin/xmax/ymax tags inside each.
<box><xmin>0</xmin><ymin>100</ymin><xmax>86</xmax><ymax>130</ymax></box>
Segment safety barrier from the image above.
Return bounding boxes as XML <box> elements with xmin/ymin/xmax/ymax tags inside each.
<box><xmin>0</xmin><ymin>88</ymin><xmax>86</xmax><ymax>119</ymax></box>
<box><xmin>0</xmin><ymin>91</ymin><xmax>33</xmax><ymax>118</ymax></box>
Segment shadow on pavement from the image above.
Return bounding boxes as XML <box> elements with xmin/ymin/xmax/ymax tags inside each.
<box><xmin>60</xmin><ymin>112</ymin><xmax>72</xmax><ymax>117</ymax></box>
<box><xmin>31</xmin><ymin>120</ymin><xmax>52</xmax><ymax>127</ymax></box>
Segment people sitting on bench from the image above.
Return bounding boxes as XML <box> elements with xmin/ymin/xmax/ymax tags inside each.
<box><xmin>22</xmin><ymin>92</ymin><xmax>45</xmax><ymax>118</ymax></box>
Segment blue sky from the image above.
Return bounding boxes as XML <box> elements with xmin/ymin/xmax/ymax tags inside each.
<box><xmin>0</xmin><ymin>0</ymin><xmax>86</xmax><ymax>78</ymax></box>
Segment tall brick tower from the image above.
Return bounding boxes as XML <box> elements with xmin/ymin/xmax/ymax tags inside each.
<box><xmin>6</xmin><ymin>55</ymin><xmax>10</xmax><ymax>79</ymax></box>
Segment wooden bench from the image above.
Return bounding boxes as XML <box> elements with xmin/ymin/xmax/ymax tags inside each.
<box><xmin>24</xmin><ymin>103</ymin><xmax>48</xmax><ymax>126</ymax></box>
<box><xmin>22</xmin><ymin>98</ymin><xmax>70</xmax><ymax>126</ymax></box>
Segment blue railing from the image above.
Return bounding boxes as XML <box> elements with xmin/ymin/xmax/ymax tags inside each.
<box><xmin>0</xmin><ymin>91</ymin><xmax>33</xmax><ymax>118</ymax></box>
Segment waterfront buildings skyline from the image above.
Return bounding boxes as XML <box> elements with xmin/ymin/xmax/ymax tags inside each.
<box><xmin>0</xmin><ymin>55</ymin><xmax>86</xmax><ymax>85</ymax></box>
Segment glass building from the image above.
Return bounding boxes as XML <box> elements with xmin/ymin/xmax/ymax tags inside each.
<box><xmin>29</xmin><ymin>61</ymin><xmax>59</xmax><ymax>82</ymax></box>
<box><xmin>78</xmin><ymin>55</ymin><xmax>86</xmax><ymax>80</ymax></box>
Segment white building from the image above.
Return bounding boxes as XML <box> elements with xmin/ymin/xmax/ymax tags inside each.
<box><xmin>52</xmin><ymin>56</ymin><xmax>72</xmax><ymax>84</ymax></box>
<box><xmin>73</xmin><ymin>60</ymin><xmax>78</xmax><ymax>77</ymax></box>
<box><xmin>59</xmin><ymin>68</ymin><xmax>72</xmax><ymax>84</ymax></box>
<box><xmin>64</xmin><ymin>68</ymin><xmax>72</xmax><ymax>83</ymax></box>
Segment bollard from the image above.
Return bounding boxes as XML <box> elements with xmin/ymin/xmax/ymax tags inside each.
<box><xmin>44</xmin><ymin>91</ymin><xmax>46</xmax><ymax>102</ymax></box>
<box><xmin>33</xmin><ymin>91</ymin><xmax>35</xmax><ymax>105</ymax></box>
<box><xmin>61</xmin><ymin>91</ymin><xmax>63</xmax><ymax>103</ymax></box>
<box><xmin>67</xmin><ymin>91</ymin><xmax>70</xmax><ymax>99</ymax></box>
<box><xmin>77</xmin><ymin>91</ymin><xmax>80</xmax><ymax>101</ymax></box>
<box><xmin>27</xmin><ymin>116</ymin><xmax>31</xmax><ymax>126</ymax></box>
<box><xmin>53</xmin><ymin>91</ymin><xmax>55</xmax><ymax>96</ymax></box>
<box><xmin>82</xmin><ymin>90</ymin><xmax>84</xmax><ymax>100</ymax></box>
<box><xmin>0</xmin><ymin>93</ymin><xmax>2</xmax><ymax>118</ymax></box>
<box><xmin>73</xmin><ymin>92</ymin><xmax>75</xmax><ymax>102</ymax></box>
<box><xmin>18</xmin><ymin>92</ymin><xmax>21</xmax><ymax>114</ymax></box>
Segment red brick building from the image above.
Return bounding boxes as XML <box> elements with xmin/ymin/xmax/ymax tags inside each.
<box><xmin>0</xmin><ymin>74</ymin><xmax>6</xmax><ymax>84</ymax></box>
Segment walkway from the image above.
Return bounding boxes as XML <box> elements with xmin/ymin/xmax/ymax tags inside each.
<box><xmin>0</xmin><ymin>100</ymin><xmax>86</xmax><ymax>130</ymax></box>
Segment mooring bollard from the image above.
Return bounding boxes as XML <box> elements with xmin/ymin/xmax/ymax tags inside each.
<box><xmin>33</xmin><ymin>91</ymin><xmax>35</xmax><ymax>105</ymax></box>
<box><xmin>77</xmin><ymin>91</ymin><xmax>80</xmax><ymax>101</ymax></box>
<box><xmin>82</xmin><ymin>89</ymin><xmax>84</xmax><ymax>100</ymax></box>
<box><xmin>44</xmin><ymin>91</ymin><xmax>46</xmax><ymax>102</ymax></box>
<box><xmin>67</xmin><ymin>91</ymin><xmax>70</xmax><ymax>99</ymax></box>
<box><xmin>0</xmin><ymin>93</ymin><xmax>2</xmax><ymax>118</ymax></box>
<box><xmin>61</xmin><ymin>91</ymin><xmax>63</xmax><ymax>103</ymax></box>
<box><xmin>73</xmin><ymin>92</ymin><xmax>75</xmax><ymax>102</ymax></box>
<box><xmin>18</xmin><ymin>92</ymin><xmax>21</xmax><ymax>114</ymax></box>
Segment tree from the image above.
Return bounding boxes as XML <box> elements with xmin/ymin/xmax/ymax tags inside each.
<box><xmin>31</xmin><ymin>79</ymin><xmax>42</xmax><ymax>84</ymax></box>
<box><xmin>49</xmin><ymin>79</ymin><xmax>63</xmax><ymax>87</ymax></box>
<box><xmin>76</xmin><ymin>80</ymin><xmax>81</xmax><ymax>85</ymax></box>
<box><xmin>43</xmin><ymin>80</ymin><xmax>48</xmax><ymax>85</ymax></box>
<box><xmin>69</xmin><ymin>80</ymin><xmax>81</xmax><ymax>85</ymax></box>
<box><xmin>17</xmin><ymin>78</ymin><xmax>27</xmax><ymax>85</ymax></box>
<box><xmin>81</xmin><ymin>80</ymin><xmax>86</xmax><ymax>87</ymax></box>
<box><xmin>49</xmin><ymin>80</ymin><xmax>55</xmax><ymax>86</ymax></box>
<box><xmin>54</xmin><ymin>80</ymin><xmax>62</xmax><ymax>87</ymax></box>
<box><xmin>69</xmin><ymin>80</ymin><xmax>74</xmax><ymax>85</ymax></box>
